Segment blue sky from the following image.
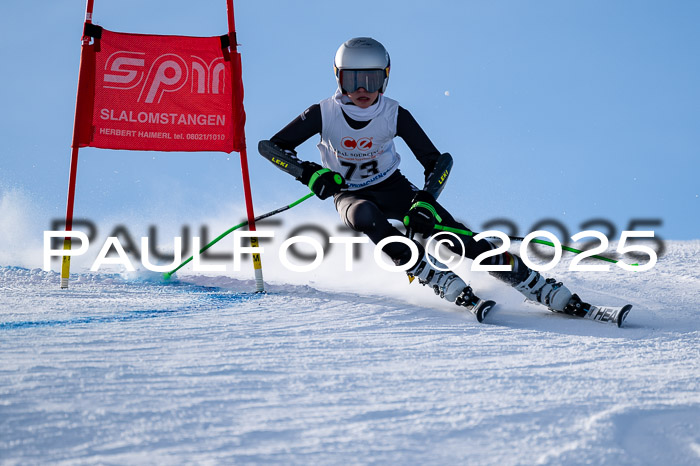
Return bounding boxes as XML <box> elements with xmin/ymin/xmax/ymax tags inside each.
<box><xmin>1</xmin><ymin>0</ymin><xmax>698</xmax><ymax>244</ymax></box>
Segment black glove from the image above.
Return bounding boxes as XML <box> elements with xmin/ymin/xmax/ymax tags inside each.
<box><xmin>300</xmin><ymin>162</ymin><xmax>347</xmax><ymax>200</ymax></box>
<box><xmin>403</xmin><ymin>190</ymin><xmax>441</xmax><ymax>238</ymax></box>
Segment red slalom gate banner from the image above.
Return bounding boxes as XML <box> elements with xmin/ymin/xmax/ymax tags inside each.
<box><xmin>61</xmin><ymin>0</ymin><xmax>263</xmax><ymax>291</ymax></box>
<box><xmin>75</xmin><ymin>28</ymin><xmax>245</xmax><ymax>153</ymax></box>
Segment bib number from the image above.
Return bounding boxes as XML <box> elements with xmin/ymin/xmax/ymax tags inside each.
<box><xmin>340</xmin><ymin>160</ymin><xmax>379</xmax><ymax>180</ymax></box>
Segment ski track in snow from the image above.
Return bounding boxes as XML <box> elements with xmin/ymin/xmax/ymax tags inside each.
<box><xmin>1</xmin><ymin>241</ymin><xmax>699</xmax><ymax>464</ymax></box>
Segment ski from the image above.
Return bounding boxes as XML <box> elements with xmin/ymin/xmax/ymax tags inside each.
<box><xmin>455</xmin><ymin>286</ymin><xmax>496</xmax><ymax>323</ymax></box>
<box><xmin>584</xmin><ymin>303</ymin><xmax>633</xmax><ymax>327</ymax></box>
<box><xmin>471</xmin><ymin>299</ymin><xmax>497</xmax><ymax>323</ymax></box>
<box><xmin>565</xmin><ymin>294</ymin><xmax>632</xmax><ymax>327</ymax></box>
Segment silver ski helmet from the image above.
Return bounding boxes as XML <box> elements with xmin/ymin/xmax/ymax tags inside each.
<box><xmin>334</xmin><ymin>37</ymin><xmax>390</xmax><ymax>94</ymax></box>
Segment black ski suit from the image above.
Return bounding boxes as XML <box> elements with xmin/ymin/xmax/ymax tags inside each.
<box><xmin>267</xmin><ymin>102</ymin><xmax>528</xmax><ymax>286</ymax></box>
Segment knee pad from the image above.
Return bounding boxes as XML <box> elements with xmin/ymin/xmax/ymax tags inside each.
<box><xmin>345</xmin><ymin>200</ymin><xmax>383</xmax><ymax>233</ymax></box>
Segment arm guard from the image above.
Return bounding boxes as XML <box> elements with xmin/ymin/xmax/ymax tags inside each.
<box><xmin>258</xmin><ymin>140</ymin><xmax>306</xmax><ymax>179</ymax></box>
<box><xmin>422</xmin><ymin>152</ymin><xmax>453</xmax><ymax>200</ymax></box>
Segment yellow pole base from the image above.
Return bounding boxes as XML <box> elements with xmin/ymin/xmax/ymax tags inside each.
<box><xmin>60</xmin><ymin>238</ymin><xmax>72</xmax><ymax>289</ymax></box>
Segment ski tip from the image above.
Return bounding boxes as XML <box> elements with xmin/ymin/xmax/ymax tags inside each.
<box><xmin>476</xmin><ymin>300</ymin><xmax>497</xmax><ymax>323</ymax></box>
<box><xmin>617</xmin><ymin>304</ymin><xmax>633</xmax><ymax>328</ymax></box>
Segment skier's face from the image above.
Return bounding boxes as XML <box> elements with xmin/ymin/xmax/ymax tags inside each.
<box><xmin>346</xmin><ymin>88</ymin><xmax>380</xmax><ymax>109</ymax></box>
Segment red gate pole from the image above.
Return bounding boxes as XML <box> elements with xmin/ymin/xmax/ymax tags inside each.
<box><xmin>226</xmin><ymin>0</ymin><xmax>264</xmax><ymax>292</ymax></box>
<box><xmin>61</xmin><ymin>0</ymin><xmax>96</xmax><ymax>289</ymax></box>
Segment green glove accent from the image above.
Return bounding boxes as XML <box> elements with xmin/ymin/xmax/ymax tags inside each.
<box><xmin>308</xmin><ymin>168</ymin><xmax>330</xmax><ymax>190</ymax></box>
<box><xmin>307</xmin><ymin>168</ymin><xmax>346</xmax><ymax>200</ymax></box>
<box><xmin>403</xmin><ymin>201</ymin><xmax>442</xmax><ymax>226</ymax></box>
<box><xmin>308</xmin><ymin>168</ymin><xmax>343</xmax><ymax>190</ymax></box>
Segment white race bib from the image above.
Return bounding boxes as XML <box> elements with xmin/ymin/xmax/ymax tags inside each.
<box><xmin>317</xmin><ymin>94</ymin><xmax>401</xmax><ymax>190</ymax></box>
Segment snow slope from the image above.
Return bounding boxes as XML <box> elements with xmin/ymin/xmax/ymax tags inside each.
<box><xmin>1</xmin><ymin>241</ymin><xmax>699</xmax><ymax>464</ymax></box>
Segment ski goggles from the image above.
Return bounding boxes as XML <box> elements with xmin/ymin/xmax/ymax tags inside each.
<box><xmin>337</xmin><ymin>68</ymin><xmax>388</xmax><ymax>94</ymax></box>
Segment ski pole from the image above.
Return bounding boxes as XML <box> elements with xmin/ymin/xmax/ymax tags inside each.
<box><xmin>163</xmin><ymin>192</ymin><xmax>315</xmax><ymax>280</ymax></box>
<box><xmin>433</xmin><ymin>224</ymin><xmax>638</xmax><ymax>266</ymax></box>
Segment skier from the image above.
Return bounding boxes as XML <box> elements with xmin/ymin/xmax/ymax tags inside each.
<box><xmin>258</xmin><ymin>37</ymin><xmax>629</xmax><ymax>325</ymax></box>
